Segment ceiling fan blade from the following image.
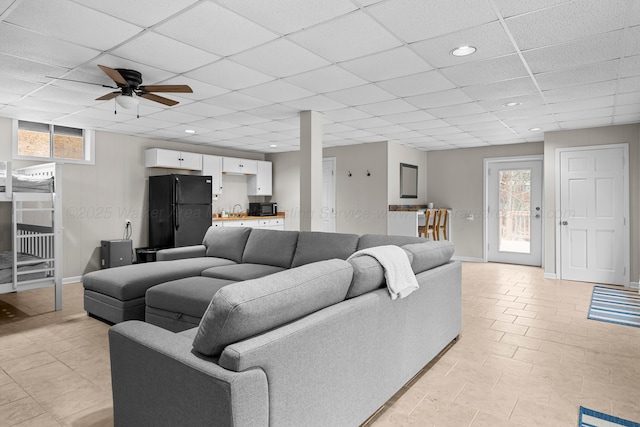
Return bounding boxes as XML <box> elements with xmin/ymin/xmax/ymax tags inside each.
<box><xmin>96</xmin><ymin>92</ymin><xmax>121</xmax><ymax>101</ymax></box>
<box><xmin>139</xmin><ymin>85</ymin><xmax>193</xmax><ymax>93</ymax></box>
<box><xmin>46</xmin><ymin>75</ymin><xmax>117</xmax><ymax>89</ymax></box>
<box><xmin>98</xmin><ymin>65</ymin><xmax>128</xmax><ymax>86</ymax></box>
<box><xmin>138</xmin><ymin>92</ymin><xmax>179</xmax><ymax>106</ymax></box>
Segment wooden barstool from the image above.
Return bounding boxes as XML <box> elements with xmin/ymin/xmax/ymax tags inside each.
<box><xmin>434</xmin><ymin>208</ymin><xmax>448</xmax><ymax>240</ymax></box>
<box><xmin>418</xmin><ymin>210</ymin><xmax>434</xmax><ymax>239</ymax></box>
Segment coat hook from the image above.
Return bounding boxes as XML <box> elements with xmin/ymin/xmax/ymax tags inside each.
<box><xmin>366</xmin><ymin>170</ymin><xmax>371</xmax><ymax>176</ymax></box>
<box><xmin>348</xmin><ymin>171</ymin><xmax>352</xmax><ymax>177</ymax></box>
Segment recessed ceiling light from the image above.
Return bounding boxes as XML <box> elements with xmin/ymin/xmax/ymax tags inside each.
<box><xmin>529</xmin><ymin>127</ymin><xmax>542</xmax><ymax>132</ymax></box>
<box><xmin>269</xmin><ymin>144</ymin><xmax>278</xmax><ymax>148</ymax></box>
<box><xmin>502</xmin><ymin>102</ymin><xmax>521</xmax><ymax>107</ymax></box>
<box><xmin>450</xmin><ymin>45</ymin><xmax>476</xmax><ymax>57</ymax></box>
<box><xmin>184</xmin><ymin>129</ymin><xmax>196</xmax><ymax>134</ymax></box>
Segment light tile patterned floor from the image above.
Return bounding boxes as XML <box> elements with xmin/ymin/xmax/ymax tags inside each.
<box><xmin>0</xmin><ymin>263</ymin><xmax>639</xmax><ymax>426</ymax></box>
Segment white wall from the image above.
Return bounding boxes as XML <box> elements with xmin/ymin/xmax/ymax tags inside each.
<box><xmin>426</xmin><ymin>142</ymin><xmax>544</xmax><ymax>260</ymax></box>
<box><xmin>266</xmin><ymin>151</ymin><xmax>300</xmax><ymax>231</ymax></box>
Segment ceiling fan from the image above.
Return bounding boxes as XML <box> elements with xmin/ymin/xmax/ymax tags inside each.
<box><xmin>49</xmin><ymin>65</ymin><xmax>193</xmax><ymax>109</ymax></box>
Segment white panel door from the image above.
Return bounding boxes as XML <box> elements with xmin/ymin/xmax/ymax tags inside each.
<box><xmin>322</xmin><ymin>158</ymin><xmax>336</xmax><ymax>232</ymax></box>
<box><xmin>559</xmin><ymin>147</ymin><xmax>627</xmax><ymax>285</ymax></box>
<box><xmin>487</xmin><ymin>159</ymin><xmax>543</xmax><ymax>266</ymax></box>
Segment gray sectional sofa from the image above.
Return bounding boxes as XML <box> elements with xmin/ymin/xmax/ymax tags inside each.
<box><xmin>83</xmin><ymin>226</ymin><xmax>462</xmax><ymax>426</ymax></box>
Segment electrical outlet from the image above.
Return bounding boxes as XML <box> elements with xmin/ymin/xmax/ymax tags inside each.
<box><xmin>125</xmin><ymin>219</ymin><xmax>131</xmax><ymax>226</ymax></box>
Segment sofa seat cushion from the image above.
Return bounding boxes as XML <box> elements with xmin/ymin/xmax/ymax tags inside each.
<box><xmin>82</xmin><ymin>257</ymin><xmax>236</xmax><ymax>301</ymax></box>
<box><xmin>202</xmin><ymin>226</ymin><xmax>252</xmax><ymax>263</ymax></box>
<box><xmin>145</xmin><ymin>276</ymin><xmax>235</xmax><ymax>320</ymax></box>
<box><xmin>402</xmin><ymin>241</ymin><xmax>455</xmax><ymax>274</ymax></box>
<box><xmin>291</xmin><ymin>231</ymin><xmax>359</xmax><ymax>268</ymax></box>
<box><xmin>201</xmin><ymin>264</ymin><xmax>285</xmax><ymax>281</ymax></box>
<box><xmin>193</xmin><ymin>259</ymin><xmax>353</xmax><ymax>356</ymax></box>
<box><xmin>242</xmin><ymin>229</ymin><xmax>299</xmax><ymax>268</ymax></box>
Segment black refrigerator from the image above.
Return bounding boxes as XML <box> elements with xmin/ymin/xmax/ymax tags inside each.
<box><xmin>149</xmin><ymin>174</ymin><xmax>212</xmax><ymax>248</ymax></box>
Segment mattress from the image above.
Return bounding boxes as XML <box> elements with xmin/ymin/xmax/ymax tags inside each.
<box><xmin>0</xmin><ymin>170</ymin><xmax>54</xmax><ymax>193</ymax></box>
<box><xmin>0</xmin><ymin>251</ymin><xmax>48</xmax><ymax>284</ymax></box>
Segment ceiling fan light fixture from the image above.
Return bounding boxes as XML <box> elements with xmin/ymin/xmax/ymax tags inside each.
<box><xmin>451</xmin><ymin>45</ymin><xmax>476</xmax><ymax>57</ymax></box>
<box><xmin>116</xmin><ymin>94</ymin><xmax>139</xmax><ymax>109</ymax></box>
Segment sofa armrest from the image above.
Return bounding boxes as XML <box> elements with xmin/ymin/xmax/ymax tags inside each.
<box><xmin>109</xmin><ymin>321</ymin><xmax>268</xmax><ymax>427</ymax></box>
<box><xmin>156</xmin><ymin>245</ymin><xmax>206</xmax><ymax>261</ymax></box>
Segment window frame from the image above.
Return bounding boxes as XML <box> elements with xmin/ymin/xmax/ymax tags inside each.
<box><xmin>12</xmin><ymin>119</ymin><xmax>95</xmax><ymax>165</ymax></box>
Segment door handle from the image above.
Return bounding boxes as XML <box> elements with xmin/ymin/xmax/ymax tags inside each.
<box><xmin>561</xmin><ymin>221</ymin><xmax>568</xmax><ymax>225</ymax></box>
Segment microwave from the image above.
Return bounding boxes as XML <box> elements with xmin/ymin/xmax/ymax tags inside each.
<box><xmin>249</xmin><ymin>202</ymin><xmax>277</xmax><ymax>216</ymax></box>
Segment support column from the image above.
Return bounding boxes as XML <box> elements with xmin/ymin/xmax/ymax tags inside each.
<box><xmin>299</xmin><ymin>110</ymin><xmax>323</xmax><ymax>231</ymax></box>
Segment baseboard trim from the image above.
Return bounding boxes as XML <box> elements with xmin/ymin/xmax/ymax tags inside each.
<box><xmin>63</xmin><ymin>276</ymin><xmax>82</xmax><ymax>285</ymax></box>
<box><xmin>452</xmin><ymin>256</ymin><xmax>484</xmax><ymax>263</ymax></box>
<box><xmin>629</xmin><ymin>281</ymin><xmax>639</xmax><ymax>290</ymax></box>
<box><xmin>543</xmin><ymin>273</ymin><xmax>557</xmax><ymax>280</ymax></box>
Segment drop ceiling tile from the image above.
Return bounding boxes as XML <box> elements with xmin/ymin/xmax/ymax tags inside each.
<box><xmin>0</xmin><ymin>92</ymin><xmax>21</xmax><ymax>104</ymax></box>
<box><xmin>12</xmin><ymin>97</ymin><xmax>82</xmax><ymax>115</ymax></box>
<box><xmin>505</xmin><ymin>0</ymin><xmax>627</xmax><ymax>51</ymax></box>
<box><xmin>332</xmin><ymin>129</ymin><xmax>376</xmax><ymax>139</ymax></box>
<box><xmin>156</xmin><ymin>77</ymin><xmax>229</xmax><ymax>101</ymax></box>
<box><xmin>256</xmin><ymin>132</ymin><xmax>295</xmax><ymax>142</ymax></box>
<box><xmin>340</xmin><ymin>47</ymin><xmax>431</xmax><ymax>82</ymax></box>
<box><xmin>458</xmin><ymin>121</ymin><xmax>508</xmax><ymax>132</ymax></box>
<box><xmin>185</xmin><ymin>118</ymin><xmax>240</xmax><ymax>131</ymax></box>
<box><xmin>54</xmin><ymin>115</ymin><xmax>116</xmax><ymax>130</ymax></box>
<box><xmin>155</xmin><ymin>2</ymin><xmax>277</xmax><ymax>56</ymax></box>
<box><xmin>217</xmin><ymin>0</ymin><xmax>357</xmax><ymax>35</ymax></box>
<box><xmin>406</xmin><ymin>89</ymin><xmax>474</xmax><ymax>109</ymax></box>
<box><xmin>288</xmin><ymin>11</ymin><xmax>402</xmax><ymax>62</ymax></box>
<box><xmin>0</xmin><ymin>76</ymin><xmax>43</xmax><ymax>95</ymax></box>
<box><xmin>282</xmin><ymin>94</ymin><xmax>347</xmax><ymax>112</ymax></box>
<box><xmin>243</xmin><ymin>105</ymin><xmax>300</xmax><ymax>121</ymax></box>
<box><xmin>543</xmin><ymin>80</ymin><xmax>617</xmax><ymax>103</ymax></box>
<box><xmin>619</xmin><ymin>76</ymin><xmax>640</xmax><ymax>94</ymax></box>
<box><xmin>111</xmin><ymin>32</ymin><xmax>219</xmax><ymax>74</ymax></box>
<box><xmin>324</xmin><ymin>123</ymin><xmax>356</xmax><ymax>134</ymax></box>
<box><xmin>206</xmin><ymin>130</ymin><xmax>245</xmax><ymax>140</ymax></box>
<box><xmin>252</xmin><ymin>121</ymin><xmax>298</xmax><ymax>132</ymax></box>
<box><xmin>479</xmin><ymin>93</ymin><xmax>546</xmax><ymax>112</ymax></box>
<box><xmin>79</xmin><ymin>0</ymin><xmax>198</xmax><ymax>27</ymax></box>
<box><xmin>555</xmin><ymin>107</ymin><xmax>613</xmax><ymax>122</ymax></box>
<box><xmin>535</xmin><ymin>60</ymin><xmax>621</xmax><ymax>91</ymax></box>
<box><xmin>403</xmin><ymin>119</ymin><xmax>451</xmax><ymax>130</ymax></box>
<box><xmin>493</xmin><ymin>0</ymin><xmax>572</xmax><ymax>18</ymax></box>
<box><xmin>0</xmin><ymin>23</ymin><xmax>99</xmax><ymax>69</ymax></box>
<box><xmin>617</xmin><ymin>92</ymin><xmax>640</xmax><ymax>105</ymax></box>
<box><xmin>284</xmin><ymin>66</ymin><xmax>367</xmax><ymax>93</ymax></box>
<box><xmin>0</xmin><ymin>53</ymin><xmax>66</xmax><ymax>83</ymax></box>
<box><xmin>355</xmin><ymin>99</ymin><xmax>418</xmax><ymax>116</ymax></box>
<box><xmin>383</xmin><ymin>130</ymin><xmax>427</xmax><ymax>140</ymax></box>
<box><xmin>323</xmin><ymin>108</ymin><xmax>373</xmax><ymax>122</ymax></box>
<box><xmin>324</xmin><ymin>84</ymin><xmax>395</xmax><ymax>106</ymax></box>
<box><xmin>0</xmin><ymin>106</ymin><xmax>62</xmax><ymax>122</ymax></box>
<box><xmin>367</xmin><ymin>124</ymin><xmax>412</xmax><ymax>135</ymax></box>
<box><xmin>121</xmin><ymin>116</ymin><xmax>174</xmax><ymax>130</ymax></box>
<box><xmin>421</xmin><ymin>126</ymin><xmax>465</xmax><ymax>136</ymax></box>
<box><xmin>411</xmin><ymin>21</ymin><xmax>514</xmax><ymax>68</ymax></box>
<box><xmin>232</xmin><ymin>38</ymin><xmax>330</xmax><ymax>78</ymax></box>
<box><xmin>548</xmin><ymin>96</ymin><xmax>614</xmax><ymax>113</ymax></box>
<box><xmin>379</xmin><ymin>110</ymin><xmax>436</xmax><ymax>124</ymax></box>
<box><xmin>203</xmin><ymin>92</ymin><xmax>271</xmax><ymax>111</ymax></box>
<box><xmin>215</xmin><ymin>112</ymin><xmax>270</xmax><ymax>125</ymax></box>
<box><xmin>147</xmin><ymin>109</ymin><xmax>206</xmax><ymax>124</ymax></box>
<box><xmin>462</xmin><ymin>77</ymin><xmax>538</xmax><ymax>101</ymax></box>
<box><xmin>492</xmin><ymin>105</ymin><xmax>553</xmax><ymax>120</ymax></box>
<box><xmin>163</xmin><ymin>124</ymin><xmax>216</xmax><ymax>137</ymax></box>
<box><xmin>367</xmin><ymin>0</ymin><xmax>496</xmax><ymax>43</ymax></box>
<box><xmin>239</xmin><ymin>80</ymin><xmax>315</xmax><ymax>103</ymax></box>
<box><xmin>377</xmin><ymin>71</ymin><xmax>456</xmax><ymax>97</ymax></box>
<box><xmin>624</xmin><ymin>26</ymin><xmax>640</xmax><ymax>57</ymax></box>
<box><xmin>186</xmin><ymin>60</ymin><xmax>274</xmax><ymax>90</ymax></box>
<box><xmin>29</xmin><ymin>85</ymin><xmax>99</xmax><ymax>107</ymax></box>
<box><xmin>429</xmin><ymin>102</ymin><xmax>487</xmax><ymax>118</ymax></box>
<box><xmin>171</xmin><ymin>101</ymin><xmax>235</xmax><ymax>118</ymax></box>
<box><xmin>223</xmin><ymin>126</ymin><xmax>268</xmax><ymax>137</ymax></box>
<box><xmin>620</xmin><ymin>55</ymin><xmax>640</xmax><ymax>78</ymax></box>
<box><xmin>523</xmin><ymin>31</ymin><xmax>624</xmax><ymax>74</ymax></box>
<box><xmin>342</xmin><ymin>117</ymin><xmax>394</xmax><ymax>130</ymax></box>
<box><xmin>440</xmin><ymin>54</ymin><xmax>528</xmax><ymax>86</ymax></box>
<box><xmin>614</xmin><ymin>113</ymin><xmax>640</xmax><ymax>124</ymax></box>
<box><xmin>6</xmin><ymin>0</ymin><xmax>142</xmax><ymax>50</ymax></box>
<box><xmin>102</xmin><ymin>122</ymin><xmax>157</xmax><ymax>135</ymax></box>
<box><xmin>444</xmin><ymin>112</ymin><xmax>497</xmax><ymax>125</ymax></box>
<box><xmin>558</xmin><ymin>117</ymin><xmax>613</xmax><ymax>129</ymax></box>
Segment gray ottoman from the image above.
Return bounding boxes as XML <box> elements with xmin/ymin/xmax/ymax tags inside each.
<box><xmin>145</xmin><ymin>276</ymin><xmax>236</xmax><ymax>332</ymax></box>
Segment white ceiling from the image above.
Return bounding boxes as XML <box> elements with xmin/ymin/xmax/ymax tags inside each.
<box><xmin>0</xmin><ymin>0</ymin><xmax>639</xmax><ymax>153</ymax></box>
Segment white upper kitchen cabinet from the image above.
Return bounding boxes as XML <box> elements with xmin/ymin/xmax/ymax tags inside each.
<box><xmin>222</xmin><ymin>157</ymin><xmax>257</xmax><ymax>175</ymax></box>
<box><xmin>248</xmin><ymin>161</ymin><xmax>272</xmax><ymax>196</ymax></box>
<box><xmin>201</xmin><ymin>154</ymin><xmax>223</xmax><ymax>195</ymax></box>
<box><xmin>145</xmin><ymin>148</ymin><xmax>202</xmax><ymax>170</ymax></box>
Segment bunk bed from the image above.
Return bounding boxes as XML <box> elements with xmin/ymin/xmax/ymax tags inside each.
<box><xmin>0</xmin><ymin>161</ymin><xmax>63</xmax><ymax>310</ymax></box>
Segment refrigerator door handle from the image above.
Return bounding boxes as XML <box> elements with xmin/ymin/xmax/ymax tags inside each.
<box><xmin>174</xmin><ymin>177</ymin><xmax>180</xmax><ymax>230</ymax></box>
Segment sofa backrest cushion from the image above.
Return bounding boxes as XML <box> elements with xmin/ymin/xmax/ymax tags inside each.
<box><xmin>357</xmin><ymin>234</ymin><xmax>428</xmax><ymax>251</ymax></box>
<box><xmin>202</xmin><ymin>226</ymin><xmax>252</xmax><ymax>263</ymax></box>
<box><xmin>346</xmin><ymin>255</ymin><xmax>385</xmax><ymax>299</ymax></box>
<box><xmin>402</xmin><ymin>241</ymin><xmax>455</xmax><ymax>274</ymax></box>
<box><xmin>242</xmin><ymin>229</ymin><xmax>299</xmax><ymax>268</ymax></box>
<box><xmin>291</xmin><ymin>231</ymin><xmax>359</xmax><ymax>268</ymax></box>
<box><xmin>192</xmin><ymin>259</ymin><xmax>353</xmax><ymax>356</ymax></box>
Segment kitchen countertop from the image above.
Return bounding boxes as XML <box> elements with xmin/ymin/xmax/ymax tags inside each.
<box><xmin>212</xmin><ymin>213</ymin><xmax>285</xmax><ymax>221</ymax></box>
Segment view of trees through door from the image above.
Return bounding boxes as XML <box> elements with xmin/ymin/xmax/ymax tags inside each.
<box><xmin>499</xmin><ymin>169</ymin><xmax>532</xmax><ymax>254</ymax></box>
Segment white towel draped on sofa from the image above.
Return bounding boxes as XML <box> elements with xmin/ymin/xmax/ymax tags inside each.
<box><xmin>348</xmin><ymin>245</ymin><xmax>419</xmax><ymax>300</ymax></box>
